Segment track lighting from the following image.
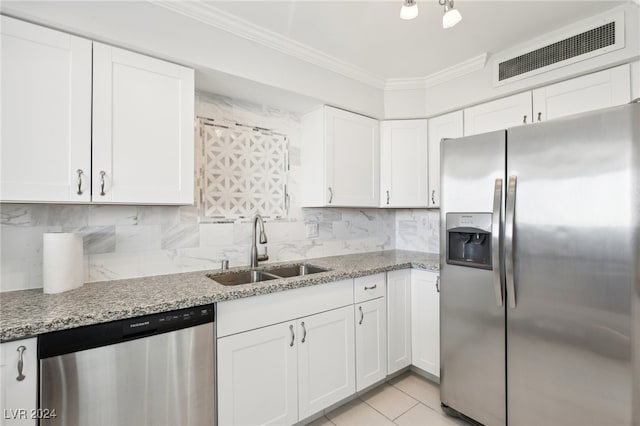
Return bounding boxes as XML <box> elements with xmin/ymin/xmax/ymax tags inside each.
<box><xmin>439</xmin><ymin>0</ymin><xmax>462</xmax><ymax>28</ymax></box>
<box><xmin>400</xmin><ymin>0</ymin><xmax>419</xmax><ymax>20</ymax></box>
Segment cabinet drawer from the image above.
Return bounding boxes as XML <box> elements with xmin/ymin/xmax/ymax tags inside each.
<box><xmin>217</xmin><ymin>279</ymin><xmax>353</xmax><ymax>337</ymax></box>
<box><xmin>354</xmin><ymin>273</ymin><xmax>386</xmax><ymax>303</ymax></box>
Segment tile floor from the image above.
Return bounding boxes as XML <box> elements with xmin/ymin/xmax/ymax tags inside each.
<box><xmin>306</xmin><ymin>372</ymin><xmax>470</xmax><ymax>426</ymax></box>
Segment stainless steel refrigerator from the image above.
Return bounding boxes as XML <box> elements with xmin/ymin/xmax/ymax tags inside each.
<box><xmin>439</xmin><ymin>102</ymin><xmax>639</xmax><ymax>426</ymax></box>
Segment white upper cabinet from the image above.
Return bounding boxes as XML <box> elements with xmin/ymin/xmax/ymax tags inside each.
<box><xmin>92</xmin><ymin>43</ymin><xmax>194</xmax><ymax>204</ymax></box>
<box><xmin>427</xmin><ymin>111</ymin><xmax>463</xmax><ymax>208</ymax></box>
<box><xmin>1</xmin><ymin>16</ymin><xmax>92</xmax><ymax>203</ymax></box>
<box><xmin>1</xmin><ymin>18</ymin><xmax>194</xmax><ymax>205</ymax></box>
<box><xmin>464</xmin><ymin>92</ymin><xmax>533</xmax><ymax>136</ymax></box>
<box><xmin>532</xmin><ymin>64</ymin><xmax>631</xmax><ymax>122</ymax></box>
<box><xmin>302</xmin><ymin>106</ymin><xmax>379</xmax><ymax>207</ymax></box>
<box><xmin>380</xmin><ymin>120</ymin><xmax>428</xmax><ymax>208</ymax></box>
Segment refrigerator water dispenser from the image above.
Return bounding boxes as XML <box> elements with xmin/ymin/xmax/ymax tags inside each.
<box><xmin>446</xmin><ymin>213</ymin><xmax>492</xmax><ymax>270</ymax></box>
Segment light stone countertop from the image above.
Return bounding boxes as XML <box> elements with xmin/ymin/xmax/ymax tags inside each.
<box><xmin>0</xmin><ymin>250</ymin><xmax>439</xmax><ymax>342</ymax></box>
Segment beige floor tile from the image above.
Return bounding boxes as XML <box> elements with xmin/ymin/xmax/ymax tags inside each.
<box><xmin>305</xmin><ymin>415</ymin><xmax>335</xmax><ymax>426</ymax></box>
<box><xmin>360</xmin><ymin>383</ymin><xmax>419</xmax><ymax>420</ymax></box>
<box><xmin>326</xmin><ymin>398</ymin><xmax>395</xmax><ymax>426</ymax></box>
<box><xmin>390</xmin><ymin>373</ymin><xmax>442</xmax><ymax>412</ymax></box>
<box><xmin>394</xmin><ymin>403</ymin><xmax>458</xmax><ymax>426</ymax></box>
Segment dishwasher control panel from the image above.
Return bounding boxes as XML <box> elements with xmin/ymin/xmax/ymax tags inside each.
<box><xmin>39</xmin><ymin>304</ymin><xmax>215</xmax><ymax>359</ymax></box>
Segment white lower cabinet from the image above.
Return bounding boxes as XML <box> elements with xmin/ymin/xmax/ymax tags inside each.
<box><xmin>217</xmin><ymin>322</ymin><xmax>298</xmax><ymax>426</ymax></box>
<box><xmin>411</xmin><ymin>269</ymin><xmax>440</xmax><ymax>377</ymax></box>
<box><xmin>0</xmin><ymin>338</ymin><xmax>37</xmax><ymax>426</ymax></box>
<box><xmin>386</xmin><ymin>269</ymin><xmax>412</xmax><ymax>374</ymax></box>
<box><xmin>298</xmin><ymin>306</ymin><xmax>355</xmax><ymax>418</ymax></box>
<box><xmin>355</xmin><ymin>297</ymin><xmax>387</xmax><ymax>391</ymax></box>
<box><xmin>217</xmin><ymin>304</ymin><xmax>355</xmax><ymax>425</ymax></box>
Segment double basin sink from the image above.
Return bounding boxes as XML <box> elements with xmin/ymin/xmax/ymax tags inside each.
<box><xmin>207</xmin><ymin>263</ymin><xmax>330</xmax><ymax>286</ymax></box>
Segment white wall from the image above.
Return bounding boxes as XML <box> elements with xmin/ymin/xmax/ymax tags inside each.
<box><xmin>385</xmin><ymin>4</ymin><xmax>640</xmax><ymax>118</ymax></box>
<box><xmin>0</xmin><ymin>1</ymin><xmax>384</xmax><ymax>118</ymax></box>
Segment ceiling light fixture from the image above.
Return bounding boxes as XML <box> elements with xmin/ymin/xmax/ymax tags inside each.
<box><xmin>439</xmin><ymin>0</ymin><xmax>462</xmax><ymax>29</ymax></box>
<box><xmin>400</xmin><ymin>0</ymin><xmax>419</xmax><ymax>20</ymax></box>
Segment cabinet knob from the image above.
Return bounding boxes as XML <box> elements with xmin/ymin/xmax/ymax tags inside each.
<box><xmin>523</xmin><ymin>115</ymin><xmax>528</xmax><ymax>124</ymax></box>
<box><xmin>386</xmin><ymin>190</ymin><xmax>390</xmax><ymax>205</ymax></box>
<box><xmin>436</xmin><ymin>276</ymin><xmax>440</xmax><ymax>293</ymax></box>
<box><xmin>76</xmin><ymin>169</ymin><xmax>84</xmax><ymax>195</ymax></box>
<box><xmin>289</xmin><ymin>324</ymin><xmax>295</xmax><ymax>347</ymax></box>
<box><xmin>301</xmin><ymin>321</ymin><xmax>307</xmax><ymax>343</ymax></box>
<box><xmin>16</xmin><ymin>345</ymin><xmax>26</xmax><ymax>382</ymax></box>
<box><xmin>358</xmin><ymin>306</ymin><xmax>364</xmax><ymax>325</ymax></box>
<box><xmin>328</xmin><ymin>187</ymin><xmax>333</xmax><ymax>204</ymax></box>
<box><xmin>537</xmin><ymin>112</ymin><xmax>542</xmax><ymax>122</ymax></box>
<box><xmin>99</xmin><ymin>171</ymin><xmax>107</xmax><ymax>196</ymax></box>
<box><xmin>431</xmin><ymin>190</ymin><xmax>436</xmax><ymax>205</ymax></box>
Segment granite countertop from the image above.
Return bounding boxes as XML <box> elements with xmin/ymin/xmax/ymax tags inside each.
<box><xmin>0</xmin><ymin>250</ymin><xmax>439</xmax><ymax>342</ymax></box>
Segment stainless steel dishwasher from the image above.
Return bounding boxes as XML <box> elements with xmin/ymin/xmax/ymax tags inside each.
<box><xmin>38</xmin><ymin>304</ymin><xmax>215</xmax><ymax>426</ymax></box>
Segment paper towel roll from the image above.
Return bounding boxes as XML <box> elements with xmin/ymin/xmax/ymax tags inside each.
<box><xmin>43</xmin><ymin>233</ymin><xmax>84</xmax><ymax>294</ymax></box>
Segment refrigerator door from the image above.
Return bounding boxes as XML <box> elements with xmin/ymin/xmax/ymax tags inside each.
<box><xmin>506</xmin><ymin>103</ymin><xmax>638</xmax><ymax>426</ymax></box>
<box><xmin>440</xmin><ymin>130</ymin><xmax>506</xmax><ymax>426</ymax></box>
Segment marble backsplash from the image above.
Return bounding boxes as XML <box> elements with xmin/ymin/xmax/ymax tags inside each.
<box><xmin>0</xmin><ymin>204</ymin><xmax>397</xmax><ymax>292</ymax></box>
<box><xmin>0</xmin><ymin>93</ymin><xmax>439</xmax><ymax>292</ymax></box>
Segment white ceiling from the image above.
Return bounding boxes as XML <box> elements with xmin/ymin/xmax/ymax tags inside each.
<box><xmin>209</xmin><ymin>1</ymin><xmax>625</xmax><ymax>80</ymax></box>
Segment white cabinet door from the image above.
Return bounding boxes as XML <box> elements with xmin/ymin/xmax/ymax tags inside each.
<box><xmin>1</xmin><ymin>16</ymin><xmax>91</xmax><ymax>203</ymax></box>
<box><xmin>355</xmin><ymin>297</ymin><xmax>387</xmax><ymax>391</ymax></box>
<box><xmin>217</xmin><ymin>322</ymin><xmax>298</xmax><ymax>426</ymax></box>
<box><xmin>532</xmin><ymin>64</ymin><xmax>630</xmax><ymax>122</ymax></box>
<box><xmin>427</xmin><ymin>111</ymin><xmax>463</xmax><ymax>208</ymax></box>
<box><xmin>464</xmin><ymin>92</ymin><xmax>532</xmax><ymax>136</ymax></box>
<box><xmin>380</xmin><ymin>120</ymin><xmax>428</xmax><ymax>207</ymax></box>
<box><xmin>411</xmin><ymin>269</ymin><xmax>440</xmax><ymax>377</ymax></box>
<box><xmin>387</xmin><ymin>269</ymin><xmax>412</xmax><ymax>374</ymax></box>
<box><xmin>0</xmin><ymin>338</ymin><xmax>37</xmax><ymax>426</ymax></box>
<box><xmin>92</xmin><ymin>42</ymin><xmax>194</xmax><ymax>204</ymax></box>
<box><xmin>298</xmin><ymin>305</ymin><xmax>355</xmax><ymax>419</ymax></box>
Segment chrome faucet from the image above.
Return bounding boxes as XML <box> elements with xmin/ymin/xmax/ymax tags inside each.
<box><xmin>250</xmin><ymin>214</ymin><xmax>268</xmax><ymax>268</ymax></box>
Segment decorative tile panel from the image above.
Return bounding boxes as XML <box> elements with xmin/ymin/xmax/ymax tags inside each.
<box><xmin>199</xmin><ymin>120</ymin><xmax>288</xmax><ymax>219</ymax></box>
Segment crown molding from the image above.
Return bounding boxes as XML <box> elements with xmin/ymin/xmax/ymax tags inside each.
<box><xmin>149</xmin><ymin>0</ymin><xmax>386</xmax><ymax>89</ymax></box>
<box><xmin>385</xmin><ymin>53</ymin><xmax>488</xmax><ymax>91</ymax></box>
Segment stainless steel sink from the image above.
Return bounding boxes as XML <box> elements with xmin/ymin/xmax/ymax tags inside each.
<box><xmin>207</xmin><ymin>263</ymin><xmax>330</xmax><ymax>285</ymax></box>
<box><xmin>207</xmin><ymin>270</ymin><xmax>280</xmax><ymax>286</ymax></box>
<box><xmin>263</xmin><ymin>263</ymin><xmax>330</xmax><ymax>278</ymax></box>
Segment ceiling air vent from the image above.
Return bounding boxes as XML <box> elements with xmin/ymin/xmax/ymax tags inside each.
<box><xmin>494</xmin><ymin>13</ymin><xmax>624</xmax><ymax>85</ymax></box>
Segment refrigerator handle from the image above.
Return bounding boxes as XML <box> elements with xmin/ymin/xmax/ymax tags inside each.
<box><xmin>505</xmin><ymin>175</ymin><xmax>517</xmax><ymax>309</ymax></box>
<box><xmin>491</xmin><ymin>178</ymin><xmax>503</xmax><ymax>307</ymax></box>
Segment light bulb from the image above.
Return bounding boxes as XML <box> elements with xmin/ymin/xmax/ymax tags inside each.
<box><xmin>442</xmin><ymin>8</ymin><xmax>462</xmax><ymax>28</ymax></box>
<box><xmin>400</xmin><ymin>2</ymin><xmax>418</xmax><ymax>20</ymax></box>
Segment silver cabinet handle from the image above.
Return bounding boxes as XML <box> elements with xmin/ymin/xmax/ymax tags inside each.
<box><xmin>16</xmin><ymin>346</ymin><xmax>26</xmax><ymax>381</ymax></box>
<box><xmin>523</xmin><ymin>115</ymin><xmax>527</xmax><ymax>124</ymax></box>
<box><xmin>492</xmin><ymin>178</ymin><xmax>504</xmax><ymax>307</ymax></box>
<box><xmin>289</xmin><ymin>324</ymin><xmax>295</xmax><ymax>347</ymax></box>
<box><xmin>328</xmin><ymin>187</ymin><xmax>333</xmax><ymax>204</ymax></box>
<box><xmin>505</xmin><ymin>175</ymin><xmax>517</xmax><ymax>309</ymax></box>
<box><xmin>537</xmin><ymin>112</ymin><xmax>542</xmax><ymax>122</ymax></box>
<box><xmin>76</xmin><ymin>169</ymin><xmax>84</xmax><ymax>195</ymax></box>
<box><xmin>431</xmin><ymin>190</ymin><xmax>436</xmax><ymax>205</ymax></box>
<box><xmin>364</xmin><ymin>284</ymin><xmax>377</xmax><ymax>291</ymax></box>
<box><xmin>358</xmin><ymin>306</ymin><xmax>364</xmax><ymax>325</ymax></box>
<box><xmin>301</xmin><ymin>322</ymin><xmax>307</xmax><ymax>343</ymax></box>
<box><xmin>435</xmin><ymin>276</ymin><xmax>440</xmax><ymax>293</ymax></box>
<box><xmin>386</xmin><ymin>190</ymin><xmax>390</xmax><ymax>205</ymax></box>
<box><xmin>99</xmin><ymin>171</ymin><xmax>106</xmax><ymax>196</ymax></box>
